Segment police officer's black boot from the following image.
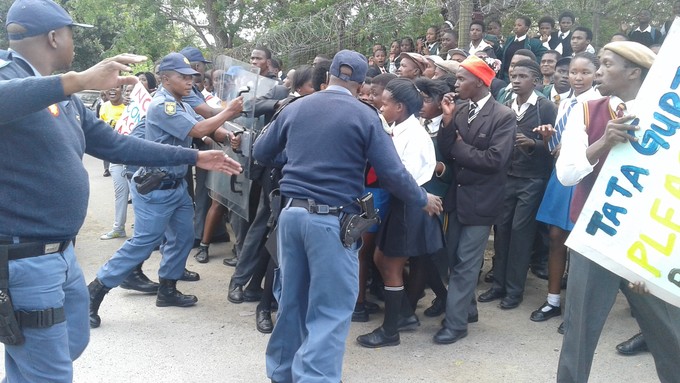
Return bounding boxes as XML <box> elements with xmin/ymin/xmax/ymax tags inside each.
<box><xmin>119</xmin><ymin>262</ymin><xmax>160</xmax><ymax>294</ymax></box>
<box><xmin>156</xmin><ymin>278</ymin><xmax>198</xmax><ymax>307</ymax></box>
<box><xmin>88</xmin><ymin>278</ymin><xmax>110</xmax><ymax>328</ymax></box>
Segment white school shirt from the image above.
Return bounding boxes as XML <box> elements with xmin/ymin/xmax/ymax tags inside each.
<box><xmin>390</xmin><ymin>114</ymin><xmax>437</xmax><ymax>186</ymax></box>
<box><xmin>556</xmin><ymin>96</ymin><xmax>632</xmax><ymax>186</ymax></box>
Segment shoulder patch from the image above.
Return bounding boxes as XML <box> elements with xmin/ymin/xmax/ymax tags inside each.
<box><xmin>164</xmin><ymin>102</ymin><xmax>176</xmax><ymax>115</ymax></box>
<box><xmin>358</xmin><ymin>99</ymin><xmax>377</xmax><ymax>112</ymax></box>
<box><xmin>357</xmin><ymin>99</ymin><xmax>391</xmax><ymax>134</ymax></box>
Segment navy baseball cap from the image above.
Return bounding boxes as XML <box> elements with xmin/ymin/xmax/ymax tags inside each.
<box><xmin>159</xmin><ymin>52</ymin><xmax>199</xmax><ymax>75</ymax></box>
<box><xmin>556</xmin><ymin>56</ymin><xmax>572</xmax><ymax>68</ymax></box>
<box><xmin>180</xmin><ymin>47</ymin><xmax>212</xmax><ymax>64</ymax></box>
<box><xmin>6</xmin><ymin>0</ymin><xmax>93</xmax><ymax>41</ymax></box>
<box><xmin>330</xmin><ymin>50</ymin><xmax>368</xmax><ymax>83</ymax></box>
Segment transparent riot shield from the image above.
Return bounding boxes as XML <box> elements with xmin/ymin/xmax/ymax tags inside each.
<box><xmin>205</xmin><ymin>55</ymin><xmax>278</xmax><ymax>221</ymax></box>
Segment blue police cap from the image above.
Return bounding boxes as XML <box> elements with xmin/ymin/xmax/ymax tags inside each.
<box><xmin>330</xmin><ymin>50</ymin><xmax>368</xmax><ymax>83</ymax></box>
<box><xmin>159</xmin><ymin>52</ymin><xmax>199</xmax><ymax>76</ymax></box>
<box><xmin>180</xmin><ymin>46</ymin><xmax>212</xmax><ymax>64</ymax></box>
<box><xmin>6</xmin><ymin>0</ymin><xmax>93</xmax><ymax>41</ymax></box>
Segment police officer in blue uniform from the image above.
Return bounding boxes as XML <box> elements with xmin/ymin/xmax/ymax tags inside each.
<box><xmin>0</xmin><ymin>1</ymin><xmax>242</xmax><ymax>381</ymax></box>
<box><xmin>253</xmin><ymin>50</ymin><xmax>443</xmax><ymax>383</ymax></box>
<box><xmin>88</xmin><ymin>52</ymin><xmax>244</xmax><ymax>328</ymax></box>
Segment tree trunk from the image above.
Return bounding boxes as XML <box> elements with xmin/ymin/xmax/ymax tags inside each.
<box><xmin>458</xmin><ymin>0</ymin><xmax>473</xmax><ymax>48</ymax></box>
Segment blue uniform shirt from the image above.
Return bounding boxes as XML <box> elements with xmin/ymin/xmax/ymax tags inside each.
<box><xmin>253</xmin><ymin>85</ymin><xmax>427</xmax><ymax>212</ymax></box>
<box><xmin>184</xmin><ymin>85</ymin><xmax>206</xmax><ymax>107</ymax></box>
<box><xmin>145</xmin><ymin>87</ymin><xmax>203</xmax><ymax>179</ymax></box>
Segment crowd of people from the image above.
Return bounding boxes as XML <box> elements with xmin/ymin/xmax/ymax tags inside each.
<box><xmin>2</xmin><ymin>0</ymin><xmax>680</xmax><ymax>382</ymax></box>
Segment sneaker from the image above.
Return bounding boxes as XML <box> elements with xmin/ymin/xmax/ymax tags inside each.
<box><xmin>103</xmin><ymin>169</ymin><xmax>111</xmax><ymax>177</ymax></box>
<box><xmin>100</xmin><ymin>230</ymin><xmax>126</xmax><ymax>240</ymax></box>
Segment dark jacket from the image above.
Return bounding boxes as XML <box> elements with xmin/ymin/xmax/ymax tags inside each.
<box><xmin>500</xmin><ymin>36</ymin><xmax>547</xmax><ymax>81</ymax></box>
<box><xmin>437</xmin><ymin>97</ymin><xmax>516</xmax><ymax>225</ymax></box>
<box><xmin>254</xmin><ymin>84</ymin><xmax>290</xmax><ymax>125</ymax></box>
<box><xmin>548</xmin><ymin>30</ymin><xmax>573</xmax><ymax>57</ymax></box>
<box><xmin>0</xmin><ymin>50</ymin><xmax>197</xmax><ymax>240</ymax></box>
<box><xmin>505</xmin><ymin>96</ymin><xmax>557</xmax><ymax>179</ymax></box>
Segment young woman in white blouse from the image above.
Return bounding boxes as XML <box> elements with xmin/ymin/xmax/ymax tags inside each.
<box><xmin>531</xmin><ymin>52</ymin><xmax>601</xmax><ymax>327</ymax></box>
<box><xmin>357</xmin><ymin>78</ymin><xmax>444</xmax><ymax>348</ymax></box>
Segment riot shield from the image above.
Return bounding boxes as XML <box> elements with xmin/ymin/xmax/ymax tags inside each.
<box><xmin>205</xmin><ymin>55</ymin><xmax>278</xmax><ymax>221</ymax></box>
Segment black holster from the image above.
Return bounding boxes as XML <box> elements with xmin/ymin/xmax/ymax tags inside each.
<box><xmin>134</xmin><ymin>168</ymin><xmax>167</xmax><ymax>195</ymax></box>
<box><xmin>0</xmin><ymin>247</ymin><xmax>24</xmax><ymax>345</ymax></box>
<box><xmin>339</xmin><ymin>193</ymin><xmax>380</xmax><ymax>248</ymax></box>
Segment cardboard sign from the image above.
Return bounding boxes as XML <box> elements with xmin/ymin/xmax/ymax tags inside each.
<box><xmin>566</xmin><ymin>18</ymin><xmax>680</xmax><ymax>307</ymax></box>
<box><xmin>114</xmin><ymin>83</ymin><xmax>152</xmax><ymax>135</ymax></box>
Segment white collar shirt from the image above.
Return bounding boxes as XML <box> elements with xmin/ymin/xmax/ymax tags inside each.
<box><xmin>512</xmin><ymin>91</ymin><xmax>539</xmax><ymax>118</ymax></box>
<box><xmin>390</xmin><ymin>114</ymin><xmax>437</xmax><ymax>185</ymax></box>
<box><xmin>556</xmin><ymin>95</ymin><xmax>632</xmax><ymax>186</ymax></box>
<box><xmin>421</xmin><ymin>114</ymin><xmax>443</xmax><ymax>136</ymax></box>
<box><xmin>472</xmin><ymin>93</ymin><xmax>492</xmax><ymax>114</ymax></box>
<box><xmin>469</xmin><ymin>40</ymin><xmax>493</xmax><ymax>56</ymax></box>
<box><xmin>634</xmin><ymin>25</ymin><xmax>652</xmax><ymax>33</ymax></box>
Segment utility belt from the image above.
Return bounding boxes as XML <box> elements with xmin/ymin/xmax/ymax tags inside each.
<box><xmin>133</xmin><ymin>168</ymin><xmax>183</xmax><ymax>195</ymax></box>
<box><xmin>156</xmin><ymin>179</ymin><xmax>183</xmax><ymax>190</ymax></box>
<box><xmin>0</xmin><ymin>240</ymin><xmax>70</xmax><ymax>345</ymax></box>
<box><xmin>288</xmin><ymin>199</ymin><xmax>342</xmax><ymax>216</ymax></box>
<box><xmin>283</xmin><ymin>194</ymin><xmax>380</xmax><ymax>248</ymax></box>
<box><xmin>0</xmin><ymin>239</ymin><xmax>73</xmax><ymax>261</ymax></box>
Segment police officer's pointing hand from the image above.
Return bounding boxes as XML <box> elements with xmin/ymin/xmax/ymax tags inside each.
<box><xmin>62</xmin><ymin>54</ymin><xmax>148</xmax><ymax>96</ymax></box>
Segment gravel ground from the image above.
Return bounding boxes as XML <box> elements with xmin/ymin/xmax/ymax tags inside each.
<box><xmin>2</xmin><ymin>155</ymin><xmax>659</xmax><ymax>383</ymax></box>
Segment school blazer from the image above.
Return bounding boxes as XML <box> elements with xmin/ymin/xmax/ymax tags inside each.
<box><xmin>437</xmin><ymin>99</ymin><xmax>516</xmax><ymax>226</ymax></box>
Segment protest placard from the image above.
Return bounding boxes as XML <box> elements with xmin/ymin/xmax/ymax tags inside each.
<box><xmin>114</xmin><ymin>83</ymin><xmax>152</xmax><ymax>135</ymax></box>
<box><xmin>566</xmin><ymin>19</ymin><xmax>680</xmax><ymax>307</ymax></box>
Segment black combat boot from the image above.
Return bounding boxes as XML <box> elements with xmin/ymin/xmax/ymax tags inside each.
<box><xmin>89</xmin><ymin>278</ymin><xmax>111</xmax><ymax>328</ymax></box>
<box><xmin>119</xmin><ymin>262</ymin><xmax>160</xmax><ymax>293</ymax></box>
<box><xmin>156</xmin><ymin>278</ymin><xmax>198</xmax><ymax>307</ymax></box>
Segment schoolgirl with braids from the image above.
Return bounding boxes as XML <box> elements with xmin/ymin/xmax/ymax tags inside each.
<box><xmin>531</xmin><ymin>52</ymin><xmax>601</xmax><ymax>325</ymax></box>
<box><xmin>357</xmin><ymin>78</ymin><xmax>444</xmax><ymax>348</ymax></box>
<box><xmin>401</xmin><ymin>77</ymin><xmax>454</xmax><ymax>318</ymax></box>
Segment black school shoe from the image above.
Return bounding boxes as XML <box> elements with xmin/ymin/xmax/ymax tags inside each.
<box><xmin>356</xmin><ymin>327</ymin><xmax>400</xmax><ymax>348</ymax></box>
<box><xmin>616</xmin><ymin>332</ymin><xmax>648</xmax><ymax>356</ymax></box>
<box><xmin>424</xmin><ymin>296</ymin><xmax>446</xmax><ymax>317</ymax></box>
<box><xmin>530</xmin><ymin>302</ymin><xmax>561</xmax><ymax>322</ymax></box>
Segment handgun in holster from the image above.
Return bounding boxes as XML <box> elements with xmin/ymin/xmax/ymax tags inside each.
<box><xmin>0</xmin><ymin>248</ymin><xmax>24</xmax><ymax>345</ymax></box>
<box><xmin>134</xmin><ymin>168</ymin><xmax>167</xmax><ymax>195</ymax></box>
<box><xmin>340</xmin><ymin>193</ymin><xmax>380</xmax><ymax>248</ymax></box>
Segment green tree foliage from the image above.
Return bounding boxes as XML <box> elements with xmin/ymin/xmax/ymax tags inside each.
<box><xmin>68</xmin><ymin>0</ymin><xmax>184</xmax><ymax>66</ymax></box>
<box><xmin>229</xmin><ymin>0</ymin><xmax>444</xmax><ymax>67</ymax></box>
<box><xmin>0</xmin><ymin>0</ymin><xmax>676</xmax><ymax>73</ymax></box>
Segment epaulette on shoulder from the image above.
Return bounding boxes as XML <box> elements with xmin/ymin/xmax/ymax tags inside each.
<box><xmin>269</xmin><ymin>93</ymin><xmax>307</xmax><ymax>122</ymax></box>
<box><xmin>0</xmin><ymin>50</ymin><xmax>13</xmax><ymax>70</ymax></box>
<box><xmin>356</xmin><ymin>100</ymin><xmax>391</xmax><ymax>132</ymax></box>
<box><xmin>358</xmin><ymin>99</ymin><xmax>379</xmax><ymax>114</ymax></box>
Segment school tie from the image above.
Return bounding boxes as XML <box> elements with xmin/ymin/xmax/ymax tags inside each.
<box><xmin>616</xmin><ymin>103</ymin><xmax>626</xmax><ymax>118</ymax></box>
<box><xmin>548</xmin><ymin>98</ymin><xmax>578</xmax><ymax>152</ymax></box>
<box><xmin>468</xmin><ymin>102</ymin><xmax>478</xmax><ymax>124</ymax></box>
<box><xmin>423</xmin><ymin>119</ymin><xmax>432</xmax><ymax>133</ymax></box>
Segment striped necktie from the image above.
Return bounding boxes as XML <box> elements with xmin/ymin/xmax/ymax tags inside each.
<box><xmin>423</xmin><ymin>119</ymin><xmax>432</xmax><ymax>133</ymax></box>
<box><xmin>548</xmin><ymin>98</ymin><xmax>579</xmax><ymax>152</ymax></box>
<box><xmin>468</xmin><ymin>102</ymin><xmax>478</xmax><ymax>124</ymax></box>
